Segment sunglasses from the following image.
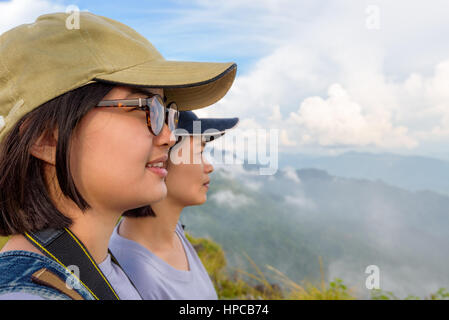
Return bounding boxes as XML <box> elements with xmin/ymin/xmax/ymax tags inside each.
<box><xmin>96</xmin><ymin>94</ymin><xmax>179</xmax><ymax>136</ymax></box>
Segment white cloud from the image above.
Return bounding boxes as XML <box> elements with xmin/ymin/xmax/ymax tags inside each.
<box><xmin>191</xmin><ymin>1</ymin><xmax>449</xmax><ymax>155</ymax></box>
<box><xmin>214</xmin><ymin>164</ymin><xmax>257</xmax><ymax>179</ymax></box>
<box><xmin>284</xmin><ymin>167</ymin><xmax>301</xmax><ymax>183</ymax></box>
<box><xmin>280</xmin><ymin>129</ymin><xmax>296</xmax><ymax>147</ymax></box>
<box><xmin>243</xmin><ymin>180</ymin><xmax>262</xmax><ymax>192</ymax></box>
<box><xmin>208</xmin><ymin>44</ymin><xmax>334</xmax><ymax>121</ymax></box>
<box><xmin>0</xmin><ymin>0</ymin><xmax>64</xmax><ymax>35</ymax></box>
<box><xmin>284</xmin><ymin>194</ymin><xmax>315</xmax><ymax>211</ymax></box>
<box><xmin>288</xmin><ymin>83</ymin><xmax>418</xmax><ymax>149</ymax></box>
<box><xmin>211</xmin><ymin>190</ymin><xmax>252</xmax><ymax>209</ymax></box>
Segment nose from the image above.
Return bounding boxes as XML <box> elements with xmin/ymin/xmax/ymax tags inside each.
<box><xmin>203</xmin><ymin>155</ymin><xmax>214</xmax><ymax>174</ymax></box>
<box><xmin>153</xmin><ymin>123</ymin><xmax>176</xmax><ymax>148</ymax></box>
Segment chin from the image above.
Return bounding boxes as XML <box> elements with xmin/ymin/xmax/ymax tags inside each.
<box><xmin>147</xmin><ymin>183</ymin><xmax>167</xmax><ymax>203</ymax></box>
<box><xmin>197</xmin><ymin>194</ymin><xmax>207</xmax><ymax>205</ymax></box>
<box><xmin>186</xmin><ymin>194</ymin><xmax>207</xmax><ymax>207</ymax></box>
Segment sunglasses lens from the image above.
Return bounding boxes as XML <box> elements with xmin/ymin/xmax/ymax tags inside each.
<box><xmin>166</xmin><ymin>103</ymin><xmax>179</xmax><ymax>132</ymax></box>
<box><xmin>149</xmin><ymin>96</ymin><xmax>165</xmax><ymax>135</ymax></box>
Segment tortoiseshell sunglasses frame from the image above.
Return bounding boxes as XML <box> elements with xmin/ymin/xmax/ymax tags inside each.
<box><xmin>96</xmin><ymin>95</ymin><xmax>179</xmax><ymax>136</ymax></box>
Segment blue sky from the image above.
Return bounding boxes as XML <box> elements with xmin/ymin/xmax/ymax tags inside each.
<box><xmin>67</xmin><ymin>0</ymin><xmax>267</xmax><ymax>73</ymax></box>
<box><xmin>2</xmin><ymin>0</ymin><xmax>449</xmax><ymax>160</ymax></box>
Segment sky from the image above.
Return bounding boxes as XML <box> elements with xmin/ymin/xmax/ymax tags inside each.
<box><xmin>2</xmin><ymin>0</ymin><xmax>449</xmax><ymax>160</ymax></box>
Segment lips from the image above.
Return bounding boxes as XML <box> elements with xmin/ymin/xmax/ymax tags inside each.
<box><xmin>146</xmin><ymin>154</ymin><xmax>168</xmax><ymax>178</ymax></box>
<box><xmin>146</xmin><ymin>155</ymin><xmax>168</xmax><ymax>168</ymax></box>
<box><xmin>203</xmin><ymin>179</ymin><xmax>210</xmax><ymax>188</ymax></box>
<box><xmin>146</xmin><ymin>161</ymin><xmax>165</xmax><ymax>168</ymax></box>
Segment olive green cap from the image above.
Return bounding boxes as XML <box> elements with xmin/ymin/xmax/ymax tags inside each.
<box><xmin>0</xmin><ymin>12</ymin><xmax>237</xmax><ymax>143</ymax></box>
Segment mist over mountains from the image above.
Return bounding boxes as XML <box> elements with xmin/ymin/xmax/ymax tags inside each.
<box><xmin>278</xmin><ymin>151</ymin><xmax>449</xmax><ymax>196</ymax></box>
<box><xmin>181</xmin><ymin>155</ymin><xmax>449</xmax><ymax>298</ymax></box>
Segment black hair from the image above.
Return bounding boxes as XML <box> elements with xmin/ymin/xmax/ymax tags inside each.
<box><xmin>0</xmin><ymin>82</ymin><xmax>116</xmax><ymax>236</ymax></box>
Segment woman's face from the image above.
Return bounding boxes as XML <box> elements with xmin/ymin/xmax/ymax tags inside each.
<box><xmin>165</xmin><ymin>136</ymin><xmax>214</xmax><ymax>206</ymax></box>
<box><xmin>70</xmin><ymin>86</ymin><xmax>175</xmax><ymax>213</ymax></box>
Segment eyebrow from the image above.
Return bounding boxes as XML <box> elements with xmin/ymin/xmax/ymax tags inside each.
<box><xmin>128</xmin><ymin>88</ymin><xmax>166</xmax><ymax>101</ymax></box>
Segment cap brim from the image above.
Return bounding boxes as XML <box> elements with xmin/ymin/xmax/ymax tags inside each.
<box><xmin>175</xmin><ymin>117</ymin><xmax>239</xmax><ymax>137</ymax></box>
<box><xmin>94</xmin><ymin>60</ymin><xmax>237</xmax><ymax>111</ymax></box>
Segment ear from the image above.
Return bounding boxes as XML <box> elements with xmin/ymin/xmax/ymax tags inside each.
<box><xmin>28</xmin><ymin>126</ymin><xmax>59</xmax><ymax>166</ymax></box>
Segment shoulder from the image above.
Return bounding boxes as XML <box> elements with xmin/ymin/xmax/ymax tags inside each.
<box><xmin>0</xmin><ymin>250</ymin><xmax>93</xmax><ymax>300</ymax></box>
<box><xmin>0</xmin><ymin>250</ymin><xmax>65</xmax><ymax>281</ymax></box>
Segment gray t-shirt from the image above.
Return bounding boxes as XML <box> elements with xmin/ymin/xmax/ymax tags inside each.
<box><xmin>108</xmin><ymin>220</ymin><xmax>218</xmax><ymax>300</ymax></box>
<box><xmin>0</xmin><ymin>252</ymin><xmax>142</xmax><ymax>300</ymax></box>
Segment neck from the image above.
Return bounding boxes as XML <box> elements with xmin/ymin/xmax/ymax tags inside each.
<box><xmin>69</xmin><ymin>209</ymin><xmax>121</xmax><ymax>264</ymax></box>
<box><xmin>46</xmin><ymin>162</ymin><xmax>121</xmax><ymax>265</ymax></box>
<box><xmin>120</xmin><ymin>196</ymin><xmax>184</xmax><ymax>251</ymax></box>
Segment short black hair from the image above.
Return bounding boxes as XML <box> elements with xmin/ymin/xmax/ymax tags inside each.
<box><xmin>122</xmin><ymin>206</ymin><xmax>156</xmax><ymax>218</ymax></box>
<box><xmin>0</xmin><ymin>82</ymin><xmax>117</xmax><ymax>236</ymax></box>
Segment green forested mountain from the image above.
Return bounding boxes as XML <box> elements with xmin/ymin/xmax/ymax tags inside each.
<box><xmin>180</xmin><ymin>166</ymin><xmax>449</xmax><ymax>299</ymax></box>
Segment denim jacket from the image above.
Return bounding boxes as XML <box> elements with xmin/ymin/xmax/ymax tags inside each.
<box><xmin>0</xmin><ymin>250</ymin><xmax>94</xmax><ymax>300</ymax></box>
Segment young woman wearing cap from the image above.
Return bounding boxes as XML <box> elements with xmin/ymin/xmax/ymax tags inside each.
<box><xmin>108</xmin><ymin>111</ymin><xmax>239</xmax><ymax>300</ymax></box>
<box><xmin>0</xmin><ymin>84</ymin><xmax>178</xmax><ymax>300</ymax></box>
<box><xmin>0</xmin><ymin>11</ymin><xmax>236</xmax><ymax>300</ymax></box>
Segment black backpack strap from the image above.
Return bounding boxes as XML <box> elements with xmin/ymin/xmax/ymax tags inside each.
<box><xmin>25</xmin><ymin>228</ymin><xmax>120</xmax><ymax>300</ymax></box>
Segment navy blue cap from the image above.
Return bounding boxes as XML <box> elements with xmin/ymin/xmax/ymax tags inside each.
<box><xmin>174</xmin><ymin>111</ymin><xmax>239</xmax><ymax>141</ymax></box>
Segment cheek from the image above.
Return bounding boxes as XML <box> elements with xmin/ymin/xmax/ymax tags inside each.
<box><xmin>70</xmin><ymin>111</ymin><xmax>165</xmax><ymax>209</ymax></box>
<box><xmin>166</xmin><ymin>164</ymin><xmax>205</xmax><ymax>204</ymax></box>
